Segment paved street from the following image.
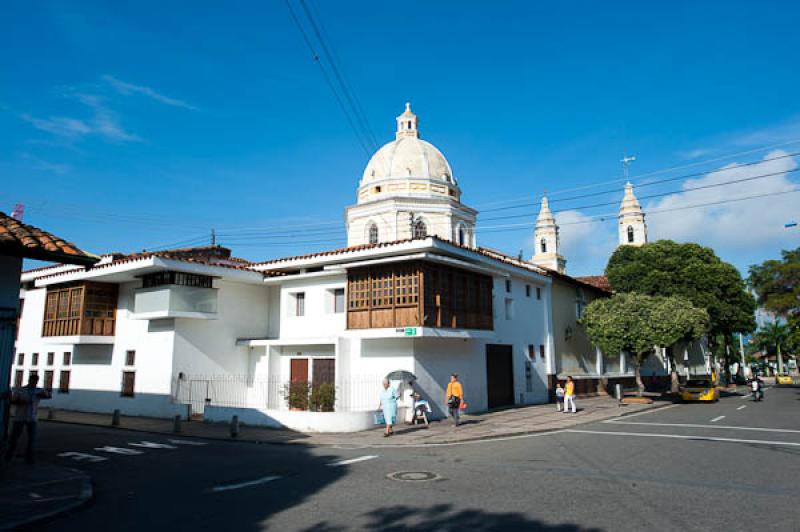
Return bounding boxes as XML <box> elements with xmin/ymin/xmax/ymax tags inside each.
<box><xmin>28</xmin><ymin>387</ymin><xmax>800</xmax><ymax>531</ymax></box>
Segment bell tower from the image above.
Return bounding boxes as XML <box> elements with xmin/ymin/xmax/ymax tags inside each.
<box><xmin>618</xmin><ymin>182</ymin><xmax>647</xmax><ymax>246</ymax></box>
<box><xmin>531</xmin><ymin>196</ymin><xmax>566</xmax><ymax>273</ymax></box>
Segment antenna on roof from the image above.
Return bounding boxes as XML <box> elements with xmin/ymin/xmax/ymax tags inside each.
<box><xmin>11</xmin><ymin>203</ymin><xmax>24</xmax><ymax>220</ymax></box>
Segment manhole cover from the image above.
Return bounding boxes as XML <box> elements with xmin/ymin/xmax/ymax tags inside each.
<box><xmin>387</xmin><ymin>471</ymin><xmax>442</xmax><ymax>482</ymax></box>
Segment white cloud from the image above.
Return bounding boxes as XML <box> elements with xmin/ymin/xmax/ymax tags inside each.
<box><xmin>645</xmin><ymin>150</ymin><xmax>799</xmax><ymax>253</ymax></box>
<box><xmin>20</xmin><ymin>153</ymin><xmax>70</xmax><ymax>174</ymax></box>
<box><xmin>102</xmin><ymin>75</ymin><xmax>197</xmax><ymax>110</ymax></box>
<box><xmin>20</xmin><ymin>93</ymin><xmax>139</xmax><ymax>143</ymax></box>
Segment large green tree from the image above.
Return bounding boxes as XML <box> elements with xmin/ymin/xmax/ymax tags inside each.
<box><xmin>606</xmin><ymin>240</ymin><xmax>756</xmax><ymax>381</ymax></box>
<box><xmin>748</xmin><ymin>247</ymin><xmax>800</xmax><ymax>317</ymax></box>
<box><xmin>581</xmin><ymin>293</ymin><xmax>708</xmax><ymax>395</ymax></box>
<box><xmin>753</xmin><ymin>321</ymin><xmax>790</xmax><ymax>374</ymax></box>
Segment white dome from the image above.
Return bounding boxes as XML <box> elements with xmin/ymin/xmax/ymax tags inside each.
<box><xmin>361</xmin><ymin>136</ymin><xmax>455</xmax><ymax>185</ymax></box>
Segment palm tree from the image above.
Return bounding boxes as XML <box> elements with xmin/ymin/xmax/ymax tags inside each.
<box><xmin>754</xmin><ymin>321</ymin><xmax>789</xmax><ymax>374</ymax></box>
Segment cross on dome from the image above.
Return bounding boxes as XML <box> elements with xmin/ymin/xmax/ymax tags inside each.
<box><xmin>396</xmin><ymin>101</ymin><xmax>419</xmax><ymax>139</ymax></box>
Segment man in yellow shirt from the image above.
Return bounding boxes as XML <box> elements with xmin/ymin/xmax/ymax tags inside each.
<box><xmin>446</xmin><ymin>374</ymin><xmax>464</xmax><ymax>426</ymax></box>
<box><xmin>564</xmin><ymin>376</ymin><xmax>576</xmax><ymax>413</ymax></box>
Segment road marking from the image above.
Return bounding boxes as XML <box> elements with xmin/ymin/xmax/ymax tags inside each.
<box><xmin>737</xmin><ymin>405</ymin><xmax>747</xmax><ymax>411</ymax></box>
<box><xmin>564</xmin><ymin>429</ymin><xmax>800</xmax><ymax>447</ymax></box>
<box><xmin>327</xmin><ymin>455</ymin><xmax>378</xmax><ymax>466</ymax></box>
<box><xmin>168</xmin><ymin>439</ymin><xmax>207</xmax><ymax>446</ymax></box>
<box><xmin>603</xmin><ymin>420</ymin><xmax>800</xmax><ymax>434</ymax></box>
<box><xmin>94</xmin><ymin>446</ymin><xmax>143</xmax><ymax>455</ymax></box>
<box><xmin>211</xmin><ymin>475</ymin><xmax>281</xmax><ymax>492</ymax></box>
<box><xmin>58</xmin><ymin>452</ymin><xmax>108</xmax><ymax>462</ymax></box>
<box><xmin>128</xmin><ymin>441</ymin><xmax>178</xmax><ymax>449</ymax></box>
<box><xmin>711</xmin><ymin>416</ymin><xmax>726</xmax><ymax>423</ymax></box>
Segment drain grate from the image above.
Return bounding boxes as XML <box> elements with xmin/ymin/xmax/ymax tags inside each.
<box><xmin>387</xmin><ymin>471</ymin><xmax>442</xmax><ymax>482</ymax></box>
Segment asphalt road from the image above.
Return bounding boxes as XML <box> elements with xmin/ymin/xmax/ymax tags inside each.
<box><xmin>28</xmin><ymin>386</ymin><xmax>800</xmax><ymax>531</ymax></box>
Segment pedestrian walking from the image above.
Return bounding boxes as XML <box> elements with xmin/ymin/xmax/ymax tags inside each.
<box><xmin>563</xmin><ymin>376</ymin><xmax>576</xmax><ymax>413</ymax></box>
<box><xmin>377</xmin><ymin>379</ymin><xmax>398</xmax><ymax>437</ymax></box>
<box><xmin>555</xmin><ymin>383</ymin><xmax>565</xmax><ymax>411</ymax></box>
<box><xmin>446</xmin><ymin>373</ymin><xmax>464</xmax><ymax>426</ymax></box>
<box><xmin>4</xmin><ymin>373</ymin><xmax>51</xmax><ymax>464</ymax></box>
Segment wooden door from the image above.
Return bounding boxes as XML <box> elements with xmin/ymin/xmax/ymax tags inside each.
<box><xmin>312</xmin><ymin>359</ymin><xmax>335</xmax><ymax>385</ymax></box>
<box><xmin>290</xmin><ymin>358</ymin><xmax>309</xmax><ymax>383</ymax></box>
<box><xmin>486</xmin><ymin>344</ymin><xmax>515</xmax><ymax>409</ymax></box>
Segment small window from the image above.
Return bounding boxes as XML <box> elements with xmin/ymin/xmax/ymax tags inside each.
<box><xmin>14</xmin><ymin>370</ymin><xmax>23</xmax><ymax>388</ymax></box>
<box><xmin>47</xmin><ymin>352</ymin><xmax>55</xmax><ymax>366</ymax></box>
<box><xmin>627</xmin><ymin>225</ymin><xmax>635</xmax><ymax>243</ymax></box>
<box><xmin>525</xmin><ymin>285</ymin><xmax>531</xmax><ymax>297</ymax></box>
<box><xmin>576</xmin><ymin>287</ymin><xmax>586</xmax><ymax>319</ymax></box>
<box><xmin>334</xmin><ymin>288</ymin><xmax>345</xmax><ymax>313</ymax></box>
<box><xmin>28</xmin><ymin>369</ymin><xmax>38</xmax><ymax>380</ymax></box>
<box><xmin>539</xmin><ymin>345</ymin><xmax>545</xmax><ymax>359</ymax></box>
<box><xmin>59</xmin><ymin>370</ymin><xmax>71</xmax><ymax>393</ymax></box>
<box><xmin>536</xmin><ymin>287</ymin><xmax>542</xmax><ymax>300</ymax></box>
<box><xmin>412</xmin><ymin>220</ymin><xmax>427</xmax><ymax>239</ymax></box>
<box><xmin>527</xmin><ymin>345</ymin><xmax>535</xmax><ymax>359</ymax></box>
<box><xmin>121</xmin><ymin>371</ymin><xmax>135</xmax><ymax>397</ymax></box>
<box><xmin>293</xmin><ymin>292</ymin><xmax>305</xmax><ymax>317</ymax></box>
<box><xmin>505</xmin><ymin>280</ymin><xmax>512</xmax><ymax>293</ymax></box>
<box><xmin>540</xmin><ymin>238</ymin><xmax>547</xmax><ymax>253</ymax></box>
<box><xmin>63</xmin><ymin>352</ymin><xmax>72</xmax><ymax>366</ymax></box>
<box><xmin>32</xmin><ymin>353</ymin><xmax>39</xmax><ymax>366</ymax></box>
<box><xmin>504</xmin><ymin>298</ymin><xmax>514</xmax><ymax>320</ymax></box>
<box><xmin>368</xmin><ymin>223</ymin><xmax>379</xmax><ymax>245</ymax></box>
<box><xmin>44</xmin><ymin>370</ymin><xmax>54</xmax><ymax>392</ymax></box>
<box><xmin>16</xmin><ymin>353</ymin><xmax>23</xmax><ymax>366</ymax></box>
<box><xmin>125</xmin><ymin>350</ymin><xmax>136</xmax><ymax>366</ymax></box>
<box><xmin>458</xmin><ymin>226</ymin><xmax>466</xmax><ymax>246</ymax></box>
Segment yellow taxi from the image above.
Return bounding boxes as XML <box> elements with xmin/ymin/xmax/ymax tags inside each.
<box><xmin>776</xmin><ymin>374</ymin><xmax>794</xmax><ymax>385</ymax></box>
<box><xmin>680</xmin><ymin>379</ymin><xmax>719</xmax><ymax>402</ymax></box>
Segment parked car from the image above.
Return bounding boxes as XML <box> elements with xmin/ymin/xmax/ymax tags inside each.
<box><xmin>776</xmin><ymin>374</ymin><xmax>794</xmax><ymax>385</ymax></box>
<box><xmin>680</xmin><ymin>379</ymin><xmax>719</xmax><ymax>402</ymax></box>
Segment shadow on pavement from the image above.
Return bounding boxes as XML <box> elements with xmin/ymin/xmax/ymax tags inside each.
<box><xmin>301</xmin><ymin>504</ymin><xmax>602</xmax><ymax>532</ymax></box>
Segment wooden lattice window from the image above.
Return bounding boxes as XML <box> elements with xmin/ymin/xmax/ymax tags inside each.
<box><xmin>371</xmin><ymin>270</ymin><xmax>393</xmax><ymax>308</ymax></box>
<box><xmin>394</xmin><ymin>268</ymin><xmax>419</xmax><ymax>306</ymax></box>
<box><xmin>348</xmin><ymin>272</ymin><xmax>370</xmax><ymax>310</ymax></box>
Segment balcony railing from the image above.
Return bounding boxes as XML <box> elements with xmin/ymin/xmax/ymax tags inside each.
<box><xmin>42</xmin><ymin>282</ymin><xmax>118</xmax><ymax>338</ymax></box>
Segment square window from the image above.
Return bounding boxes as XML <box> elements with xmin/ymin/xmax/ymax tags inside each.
<box><xmin>17</xmin><ymin>353</ymin><xmax>24</xmax><ymax>366</ymax></box>
<box><xmin>47</xmin><ymin>352</ymin><xmax>55</xmax><ymax>366</ymax></box>
<box><xmin>63</xmin><ymin>352</ymin><xmax>72</xmax><ymax>366</ymax></box>
<box><xmin>121</xmin><ymin>371</ymin><xmax>135</xmax><ymax>397</ymax></box>
<box><xmin>59</xmin><ymin>370</ymin><xmax>71</xmax><ymax>393</ymax></box>
<box><xmin>333</xmin><ymin>288</ymin><xmax>345</xmax><ymax>313</ymax></box>
<box><xmin>125</xmin><ymin>350</ymin><xmax>136</xmax><ymax>366</ymax></box>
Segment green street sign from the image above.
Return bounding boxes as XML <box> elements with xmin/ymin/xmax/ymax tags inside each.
<box><xmin>404</xmin><ymin>327</ymin><xmax>417</xmax><ymax>336</ymax></box>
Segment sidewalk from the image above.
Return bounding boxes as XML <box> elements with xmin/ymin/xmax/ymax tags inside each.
<box><xmin>39</xmin><ymin>395</ymin><xmax>671</xmax><ymax>448</ymax></box>
<box><xmin>0</xmin><ymin>461</ymin><xmax>92</xmax><ymax>530</ymax></box>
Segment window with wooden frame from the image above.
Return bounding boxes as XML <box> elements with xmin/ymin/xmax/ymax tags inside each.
<box><xmin>32</xmin><ymin>353</ymin><xmax>39</xmax><ymax>366</ymax></box>
<box><xmin>28</xmin><ymin>369</ymin><xmax>38</xmax><ymax>381</ymax></box>
<box><xmin>16</xmin><ymin>353</ymin><xmax>23</xmax><ymax>366</ymax></box>
<box><xmin>393</xmin><ymin>267</ymin><xmax>418</xmax><ymax>306</ymax></box>
<box><xmin>43</xmin><ymin>282</ymin><xmax>117</xmax><ymax>336</ymax></box>
<box><xmin>539</xmin><ymin>345</ymin><xmax>546</xmax><ymax>359</ymax></box>
<box><xmin>526</xmin><ymin>284</ymin><xmax>531</xmax><ymax>297</ymax></box>
<box><xmin>293</xmin><ymin>292</ymin><xmax>305</xmax><ymax>316</ymax></box>
<box><xmin>121</xmin><ymin>371</ymin><xmax>135</xmax><ymax>397</ymax></box>
<box><xmin>505</xmin><ymin>279</ymin><xmax>512</xmax><ymax>293</ymax></box>
<box><xmin>63</xmin><ymin>352</ymin><xmax>72</xmax><ymax>365</ymax></box>
<box><xmin>47</xmin><ymin>352</ymin><xmax>55</xmax><ymax>366</ymax></box>
<box><xmin>347</xmin><ymin>272</ymin><xmax>370</xmax><ymax>310</ymax></box>
<box><xmin>14</xmin><ymin>370</ymin><xmax>23</xmax><ymax>388</ymax></box>
<box><xmin>59</xmin><ymin>370</ymin><xmax>71</xmax><ymax>393</ymax></box>
<box><xmin>371</xmin><ymin>270</ymin><xmax>393</xmax><ymax>308</ymax></box>
<box><xmin>528</xmin><ymin>345</ymin><xmax>535</xmax><ymax>359</ymax></box>
<box><xmin>44</xmin><ymin>370</ymin><xmax>54</xmax><ymax>392</ymax></box>
<box><xmin>125</xmin><ymin>350</ymin><xmax>136</xmax><ymax>366</ymax></box>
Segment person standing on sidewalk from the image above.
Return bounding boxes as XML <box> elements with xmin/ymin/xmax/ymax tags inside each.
<box><xmin>563</xmin><ymin>376</ymin><xmax>576</xmax><ymax>414</ymax></box>
<box><xmin>446</xmin><ymin>374</ymin><xmax>464</xmax><ymax>427</ymax></box>
<box><xmin>378</xmin><ymin>379</ymin><xmax>398</xmax><ymax>437</ymax></box>
<box><xmin>555</xmin><ymin>383</ymin><xmax>565</xmax><ymax>411</ymax></box>
<box><xmin>4</xmin><ymin>373</ymin><xmax>51</xmax><ymax>464</ymax></box>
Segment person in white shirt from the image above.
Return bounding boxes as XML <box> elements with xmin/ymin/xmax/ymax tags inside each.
<box><xmin>4</xmin><ymin>374</ymin><xmax>51</xmax><ymax>464</ymax></box>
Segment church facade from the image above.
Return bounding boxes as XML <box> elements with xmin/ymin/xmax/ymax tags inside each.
<box><xmin>12</xmin><ymin>104</ymin><xmax>687</xmax><ymax>432</ymax></box>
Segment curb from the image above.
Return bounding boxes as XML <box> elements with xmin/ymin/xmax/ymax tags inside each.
<box><xmin>41</xmin><ymin>401</ymin><xmax>674</xmax><ymax>448</ymax></box>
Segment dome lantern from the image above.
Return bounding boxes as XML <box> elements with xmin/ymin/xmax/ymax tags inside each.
<box><xmin>396</xmin><ymin>102</ymin><xmax>419</xmax><ymax>139</ymax></box>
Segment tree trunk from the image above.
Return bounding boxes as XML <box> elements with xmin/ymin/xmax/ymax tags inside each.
<box><xmin>634</xmin><ymin>365</ymin><xmax>644</xmax><ymax>397</ymax></box>
<box><xmin>777</xmin><ymin>343</ymin><xmax>784</xmax><ymax>374</ymax></box>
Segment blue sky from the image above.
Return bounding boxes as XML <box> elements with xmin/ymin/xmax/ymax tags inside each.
<box><xmin>2</xmin><ymin>1</ymin><xmax>799</xmax><ymax>276</ymax></box>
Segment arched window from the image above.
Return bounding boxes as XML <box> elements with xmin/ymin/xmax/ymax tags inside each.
<box><xmin>627</xmin><ymin>226</ymin><xmax>634</xmax><ymax>243</ymax></box>
<box><xmin>540</xmin><ymin>238</ymin><xmax>547</xmax><ymax>253</ymax></box>
<box><xmin>458</xmin><ymin>226</ymin><xmax>466</xmax><ymax>246</ymax></box>
<box><xmin>412</xmin><ymin>220</ymin><xmax>427</xmax><ymax>239</ymax></box>
<box><xmin>368</xmin><ymin>223</ymin><xmax>379</xmax><ymax>244</ymax></box>
<box><xmin>407</xmin><ymin>120</ymin><xmax>412</xmax><ymax>129</ymax></box>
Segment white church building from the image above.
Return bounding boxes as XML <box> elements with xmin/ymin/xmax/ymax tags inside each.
<box><xmin>12</xmin><ymin>104</ymin><xmax>694</xmax><ymax>432</ymax></box>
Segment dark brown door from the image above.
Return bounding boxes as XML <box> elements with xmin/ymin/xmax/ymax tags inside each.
<box><xmin>290</xmin><ymin>359</ymin><xmax>309</xmax><ymax>383</ymax></box>
<box><xmin>486</xmin><ymin>344</ymin><xmax>514</xmax><ymax>409</ymax></box>
<box><xmin>312</xmin><ymin>359</ymin><xmax>335</xmax><ymax>385</ymax></box>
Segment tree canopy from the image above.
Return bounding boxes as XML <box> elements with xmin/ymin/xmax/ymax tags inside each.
<box><xmin>606</xmin><ymin>240</ymin><xmax>756</xmax><ymax>339</ymax></box>
<box><xmin>748</xmin><ymin>246</ymin><xmax>800</xmax><ymax>317</ymax></box>
<box><xmin>581</xmin><ymin>292</ymin><xmax>709</xmax><ymax>394</ymax></box>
